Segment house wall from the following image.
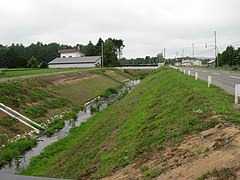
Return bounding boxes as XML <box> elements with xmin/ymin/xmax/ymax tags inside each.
<box><xmin>49</xmin><ymin>59</ymin><xmax>101</xmax><ymax>69</ymax></box>
<box><xmin>60</xmin><ymin>52</ymin><xmax>85</xmax><ymax>58</ymax></box>
<box><xmin>49</xmin><ymin>63</ymin><xmax>96</xmax><ymax>68</ymax></box>
<box><xmin>193</xmin><ymin>60</ymin><xmax>202</xmax><ymax>66</ymax></box>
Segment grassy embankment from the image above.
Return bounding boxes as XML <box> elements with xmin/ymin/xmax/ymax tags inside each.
<box><xmin>0</xmin><ymin>68</ymin><xmax>85</xmax><ymax>79</ymax></box>
<box><xmin>0</xmin><ymin>68</ymin><xmax>139</xmax><ymax>168</ymax></box>
<box><xmin>22</xmin><ymin>67</ymin><xmax>240</xmax><ymax>179</ymax></box>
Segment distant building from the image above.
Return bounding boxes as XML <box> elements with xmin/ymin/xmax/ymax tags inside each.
<box><xmin>58</xmin><ymin>49</ymin><xmax>85</xmax><ymax>58</ymax></box>
<box><xmin>182</xmin><ymin>59</ymin><xmax>193</xmax><ymax>66</ymax></box>
<box><xmin>207</xmin><ymin>60</ymin><xmax>216</xmax><ymax>67</ymax></box>
<box><xmin>181</xmin><ymin>59</ymin><xmax>202</xmax><ymax>66</ymax></box>
<box><xmin>193</xmin><ymin>60</ymin><xmax>202</xmax><ymax>66</ymax></box>
<box><xmin>48</xmin><ymin>48</ymin><xmax>101</xmax><ymax>68</ymax></box>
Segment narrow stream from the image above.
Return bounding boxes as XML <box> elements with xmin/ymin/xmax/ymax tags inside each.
<box><xmin>0</xmin><ymin>80</ymin><xmax>141</xmax><ymax>175</ymax></box>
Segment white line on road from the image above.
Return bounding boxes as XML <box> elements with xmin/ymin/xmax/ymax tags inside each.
<box><xmin>212</xmin><ymin>72</ymin><xmax>220</xmax><ymax>75</ymax></box>
<box><xmin>229</xmin><ymin>76</ymin><xmax>240</xmax><ymax>79</ymax></box>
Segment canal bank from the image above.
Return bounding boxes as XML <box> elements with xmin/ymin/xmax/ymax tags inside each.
<box><xmin>0</xmin><ymin>79</ymin><xmax>141</xmax><ymax>175</ymax></box>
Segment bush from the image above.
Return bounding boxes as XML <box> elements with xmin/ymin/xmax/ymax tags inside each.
<box><xmin>39</xmin><ymin>61</ymin><xmax>48</xmax><ymax>68</ymax></box>
<box><xmin>101</xmin><ymin>88</ymin><xmax>118</xmax><ymax>98</ymax></box>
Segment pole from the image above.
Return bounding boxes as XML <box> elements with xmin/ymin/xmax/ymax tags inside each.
<box><xmin>214</xmin><ymin>31</ymin><xmax>218</xmax><ymax>67</ymax></box>
<box><xmin>101</xmin><ymin>42</ymin><xmax>104</xmax><ymax>67</ymax></box>
<box><xmin>192</xmin><ymin>43</ymin><xmax>195</xmax><ymax>61</ymax></box>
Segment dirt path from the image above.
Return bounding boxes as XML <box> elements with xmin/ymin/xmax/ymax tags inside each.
<box><xmin>104</xmin><ymin>123</ymin><xmax>240</xmax><ymax>179</ymax></box>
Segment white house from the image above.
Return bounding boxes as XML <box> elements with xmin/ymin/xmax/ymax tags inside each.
<box><xmin>193</xmin><ymin>60</ymin><xmax>202</xmax><ymax>66</ymax></box>
<box><xmin>48</xmin><ymin>49</ymin><xmax>102</xmax><ymax>68</ymax></box>
<box><xmin>182</xmin><ymin>59</ymin><xmax>193</xmax><ymax>66</ymax></box>
<box><xmin>58</xmin><ymin>49</ymin><xmax>85</xmax><ymax>58</ymax></box>
<box><xmin>181</xmin><ymin>59</ymin><xmax>202</xmax><ymax>66</ymax></box>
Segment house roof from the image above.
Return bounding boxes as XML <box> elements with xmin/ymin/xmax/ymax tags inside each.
<box><xmin>207</xmin><ymin>60</ymin><xmax>216</xmax><ymax>64</ymax></box>
<box><xmin>58</xmin><ymin>49</ymin><xmax>86</xmax><ymax>55</ymax></box>
<box><xmin>48</xmin><ymin>56</ymin><xmax>101</xmax><ymax>65</ymax></box>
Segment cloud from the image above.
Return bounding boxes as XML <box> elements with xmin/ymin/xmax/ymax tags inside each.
<box><xmin>0</xmin><ymin>0</ymin><xmax>239</xmax><ymax>58</ymax></box>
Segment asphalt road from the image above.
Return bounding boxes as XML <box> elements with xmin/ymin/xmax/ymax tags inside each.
<box><xmin>176</xmin><ymin>67</ymin><xmax>240</xmax><ymax>95</ymax></box>
<box><xmin>0</xmin><ymin>173</ymin><xmax>67</xmax><ymax>180</ymax></box>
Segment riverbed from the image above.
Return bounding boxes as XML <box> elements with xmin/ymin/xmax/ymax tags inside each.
<box><xmin>0</xmin><ymin>80</ymin><xmax>141</xmax><ymax>174</ymax></box>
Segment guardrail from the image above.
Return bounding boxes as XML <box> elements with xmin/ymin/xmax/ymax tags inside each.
<box><xmin>0</xmin><ymin>103</ymin><xmax>44</xmax><ymax>133</ymax></box>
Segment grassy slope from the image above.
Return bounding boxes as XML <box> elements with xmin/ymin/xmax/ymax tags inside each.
<box><xmin>52</xmin><ymin>75</ymin><xmax>120</xmax><ymax>105</ymax></box>
<box><xmin>0</xmin><ymin>69</ymin><xmax>129</xmax><ymax>145</ymax></box>
<box><xmin>0</xmin><ymin>68</ymin><xmax>84</xmax><ymax>78</ymax></box>
<box><xmin>22</xmin><ymin>67</ymin><xmax>240</xmax><ymax>179</ymax></box>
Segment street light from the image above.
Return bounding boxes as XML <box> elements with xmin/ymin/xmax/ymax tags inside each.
<box><xmin>205</xmin><ymin>31</ymin><xmax>218</xmax><ymax>67</ymax></box>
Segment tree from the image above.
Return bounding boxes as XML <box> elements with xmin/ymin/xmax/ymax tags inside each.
<box><xmin>39</xmin><ymin>61</ymin><xmax>48</xmax><ymax>68</ymax></box>
<box><xmin>217</xmin><ymin>46</ymin><xmax>239</xmax><ymax>67</ymax></box>
<box><xmin>28</xmin><ymin>56</ymin><xmax>39</xmax><ymax>68</ymax></box>
<box><xmin>112</xmin><ymin>39</ymin><xmax>125</xmax><ymax>59</ymax></box>
<box><xmin>3</xmin><ymin>48</ymin><xmax>18</xmax><ymax>68</ymax></box>
<box><xmin>145</xmin><ymin>56</ymin><xmax>151</xmax><ymax>64</ymax></box>
<box><xmin>103</xmin><ymin>39</ymin><xmax>119</xmax><ymax>67</ymax></box>
<box><xmin>80</xmin><ymin>41</ymin><xmax>98</xmax><ymax>56</ymax></box>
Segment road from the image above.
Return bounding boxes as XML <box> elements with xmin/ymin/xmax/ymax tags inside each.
<box><xmin>0</xmin><ymin>173</ymin><xmax>66</xmax><ymax>180</ymax></box>
<box><xmin>176</xmin><ymin>67</ymin><xmax>240</xmax><ymax>95</ymax></box>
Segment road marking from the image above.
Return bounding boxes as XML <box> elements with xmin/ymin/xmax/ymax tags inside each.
<box><xmin>229</xmin><ymin>76</ymin><xmax>240</xmax><ymax>79</ymax></box>
<box><xmin>212</xmin><ymin>72</ymin><xmax>220</xmax><ymax>75</ymax></box>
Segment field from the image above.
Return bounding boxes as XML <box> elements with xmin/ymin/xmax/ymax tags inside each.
<box><xmin>22</xmin><ymin>67</ymin><xmax>240</xmax><ymax>179</ymax></box>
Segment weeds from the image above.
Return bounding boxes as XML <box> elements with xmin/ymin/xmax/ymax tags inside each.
<box><xmin>45</xmin><ymin>111</ymin><xmax>77</xmax><ymax>136</ymax></box>
<box><xmin>101</xmin><ymin>87</ymin><xmax>118</xmax><ymax>98</ymax></box>
<box><xmin>0</xmin><ymin>118</ymin><xmax>16</xmax><ymax>127</ymax></box>
<box><xmin>197</xmin><ymin>168</ymin><xmax>236</xmax><ymax>180</ymax></box>
<box><xmin>0</xmin><ymin>137</ymin><xmax>37</xmax><ymax>168</ymax></box>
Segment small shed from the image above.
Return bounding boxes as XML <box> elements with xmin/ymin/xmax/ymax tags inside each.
<box><xmin>207</xmin><ymin>60</ymin><xmax>216</xmax><ymax>67</ymax></box>
<box><xmin>48</xmin><ymin>56</ymin><xmax>101</xmax><ymax>68</ymax></box>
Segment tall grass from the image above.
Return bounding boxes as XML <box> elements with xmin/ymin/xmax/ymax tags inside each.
<box><xmin>0</xmin><ymin>138</ymin><xmax>37</xmax><ymax>168</ymax></box>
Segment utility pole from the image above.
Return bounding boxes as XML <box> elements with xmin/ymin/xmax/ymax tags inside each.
<box><xmin>101</xmin><ymin>42</ymin><xmax>104</xmax><ymax>67</ymax></box>
<box><xmin>192</xmin><ymin>43</ymin><xmax>195</xmax><ymax>61</ymax></box>
<box><xmin>164</xmin><ymin>48</ymin><xmax>166</xmax><ymax>59</ymax></box>
<box><xmin>214</xmin><ymin>31</ymin><xmax>218</xmax><ymax>67</ymax></box>
<box><xmin>175</xmin><ymin>52</ymin><xmax>178</xmax><ymax>65</ymax></box>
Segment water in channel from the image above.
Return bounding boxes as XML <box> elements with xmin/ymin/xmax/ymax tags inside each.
<box><xmin>0</xmin><ymin>80</ymin><xmax>141</xmax><ymax>175</ymax></box>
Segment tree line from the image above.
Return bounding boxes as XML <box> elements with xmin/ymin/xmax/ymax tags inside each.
<box><xmin>0</xmin><ymin>38</ymin><xmax>124</xmax><ymax>68</ymax></box>
<box><xmin>218</xmin><ymin>46</ymin><xmax>240</xmax><ymax>68</ymax></box>
<box><xmin>120</xmin><ymin>53</ymin><xmax>164</xmax><ymax>65</ymax></box>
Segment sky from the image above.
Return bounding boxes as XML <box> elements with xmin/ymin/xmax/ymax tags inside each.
<box><xmin>0</xmin><ymin>0</ymin><xmax>240</xmax><ymax>59</ymax></box>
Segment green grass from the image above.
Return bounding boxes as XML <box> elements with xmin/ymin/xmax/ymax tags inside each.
<box><xmin>0</xmin><ymin>68</ymin><xmax>89</xmax><ymax>79</ymax></box>
<box><xmin>0</xmin><ymin>137</ymin><xmax>37</xmax><ymax>168</ymax></box>
<box><xmin>22</xmin><ymin>67</ymin><xmax>240</xmax><ymax>179</ymax></box>
<box><xmin>52</xmin><ymin>75</ymin><xmax>121</xmax><ymax>105</ymax></box>
<box><xmin>0</xmin><ymin>118</ymin><xmax>16</xmax><ymax>127</ymax></box>
<box><xmin>45</xmin><ymin>111</ymin><xmax>77</xmax><ymax>136</ymax></box>
<box><xmin>101</xmin><ymin>87</ymin><xmax>118</xmax><ymax>98</ymax></box>
<box><xmin>197</xmin><ymin>168</ymin><xmax>236</xmax><ymax>180</ymax></box>
<box><xmin>0</xmin><ymin>68</ymin><xmax>146</xmax><ymax>171</ymax></box>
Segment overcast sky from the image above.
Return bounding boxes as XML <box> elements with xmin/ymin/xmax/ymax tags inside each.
<box><xmin>0</xmin><ymin>0</ymin><xmax>240</xmax><ymax>58</ymax></box>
